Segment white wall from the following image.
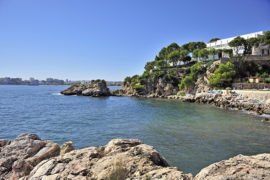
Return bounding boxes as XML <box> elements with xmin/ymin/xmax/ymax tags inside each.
<box><xmin>206</xmin><ymin>31</ymin><xmax>264</xmax><ymax>55</ymax></box>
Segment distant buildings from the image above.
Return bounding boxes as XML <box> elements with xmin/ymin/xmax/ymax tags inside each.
<box><xmin>0</xmin><ymin>77</ymin><xmax>123</xmax><ymax>86</ymax></box>
<box><xmin>206</xmin><ymin>31</ymin><xmax>269</xmax><ymax>57</ymax></box>
<box><xmin>0</xmin><ymin>77</ymin><xmax>68</xmax><ymax>85</ymax></box>
<box><xmin>106</xmin><ymin>81</ymin><xmax>123</xmax><ymax>86</ymax></box>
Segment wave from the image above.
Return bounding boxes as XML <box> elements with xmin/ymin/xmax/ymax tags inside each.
<box><xmin>51</xmin><ymin>92</ymin><xmax>62</xmax><ymax>96</ymax></box>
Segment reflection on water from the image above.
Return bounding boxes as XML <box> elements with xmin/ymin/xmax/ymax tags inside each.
<box><xmin>0</xmin><ymin>85</ymin><xmax>270</xmax><ymax>174</ymax></box>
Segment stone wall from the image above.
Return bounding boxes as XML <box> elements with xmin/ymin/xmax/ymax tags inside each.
<box><xmin>221</xmin><ymin>55</ymin><xmax>270</xmax><ymax>66</ymax></box>
<box><xmin>223</xmin><ymin>88</ymin><xmax>270</xmax><ymax>101</ymax></box>
<box><xmin>232</xmin><ymin>83</ymin><xmax>270</xmax><ymax>90</ymax></box>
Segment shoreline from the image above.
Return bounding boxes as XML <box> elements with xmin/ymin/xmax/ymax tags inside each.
<box><xmin>112</xmin><ymin>91</ymin><xmax>270</xmax><ymax>120</ymax></box>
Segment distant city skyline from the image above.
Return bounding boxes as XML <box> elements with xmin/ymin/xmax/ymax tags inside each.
<box><xmin>0</xmin><ymin>76</ymin><xmax>123</xmax><ymax>86</ymax></box>
<box><xmin>0</xmin><ymin>0</ymin><xmax>270</xmax><ymax>81</ymax></box>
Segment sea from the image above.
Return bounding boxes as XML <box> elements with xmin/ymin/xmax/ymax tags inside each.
<box><xmin>0</xmin><ymin>85</ymin><xmax>270</xmax><ymax>175</ymax></box>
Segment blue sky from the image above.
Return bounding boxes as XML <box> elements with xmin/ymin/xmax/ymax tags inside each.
<box><xmin>0</xmin><ymin>0</ymin><xmax>270</xmax><ymax>81</ymax></box>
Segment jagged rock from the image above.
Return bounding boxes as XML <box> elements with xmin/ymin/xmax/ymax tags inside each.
<box><xmin>261</xmin><ymin>118</ymin><xmax>270</xmax><ymax>122</ymax></box>
<box><xmin>0</xmin><ymin>140</ymin><xmax>10</xmax><ymax>148</ymax></box>
<box><xmin>61</xmin><ymin>80</ymin><xmax>110</xmax><ymax>97</ymax></box>
<box><xmin>3</xmin><ymin>134</ymin><xmax>270</xmax><ymax>180</ymax></box>
<box><xmin>110</xmin><ymin>89</ymin><xmax>126</xmax><ymax>96</ymax></box>
<box><xmin>263</xmin><ymin>108</ymin><xmax>270</xmax><ymax>115</ymax></box>
<box><xmin>0</xmin><ymin>133</ymin><xmax>60</xmax><ymax>180</ymax></box>
<box><xmin>205</xmin><ymin>60</ymin><xmax>221</xmax><ymax>81</ymax></box>
<box><xmin>23</xmin><ymin>138</ymin><xmax>192</xmax><ymax>180</ymax></box>
<box><xmin>195</xmin><ymin>153</ymin><xmax>270</xmax><ymax>180</ymax></box>
<box><xmin>60</xmin><ymin>141</ymin><xmax>74</xmax><ymax>155</ymax></box>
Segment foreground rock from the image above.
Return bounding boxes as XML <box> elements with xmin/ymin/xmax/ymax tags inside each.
<box><xmin>21</xmin><ymin>138</ymin><xmax>191</xmax><ymax>180</ymax></box>
<box><xmin>0</xmin><ymin>134</ymin><xmax>60</xmax><ymax>180</ymax></box>
<box><xmin>61</xmin><ymin>80</ymin><xmax>110</xmax><ymax>97</ymax></box>
<box><xmin>2</xmin><ymin>134</ymin><xmax>270</xmax><ymax>179</ymax></box>
<box><xmin>195</xmin><ymin>153</ymin><xmax>270</xmax><ymax>180</ymax></box>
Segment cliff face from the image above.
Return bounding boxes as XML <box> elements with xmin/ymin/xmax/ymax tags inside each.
<box><xmin>120</xmin><ymin>61</ymin><xmax>220</xmax><ymax>97</ymax></box>
<box><xmin>121</xmin><ymin>75</ymin><xmax>179</xmax><ymax>97</ymax></box>
<box><xmin>193</xmin><ymin>60</ymin><xmax>221</xmax><ymax>94</ymax></box>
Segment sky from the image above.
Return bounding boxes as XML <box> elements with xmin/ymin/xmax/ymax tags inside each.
<box><xmin>0</xmin><ymin>0</ymin><xmax>270</xmax><ymax>81</ymax></box>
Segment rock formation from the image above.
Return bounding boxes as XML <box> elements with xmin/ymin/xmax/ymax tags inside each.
<box><xmin>167</xmin><ymin>92</ymin><xmax>270</xmax><ymax>115</ymax></box>
<box><xmin>0</xmin><ymin>134</ymin><xmax>60</xmax><ymax>180</ymax></box>
<box><xmin>120</xmin><ymin>69</ymin><xmax>182</xmax><ymax>97</ymax></box>
<box><xmin>1</xmin><ymin>134</ymin><xmax>270</xmax><ymax>180</ymax></box>
<box><xmin>195</xmin><ymin>154</ymin><xmax>270</xmax><ymax>180</ymax></box>
<box><xmin>18</xmin><ymin>137</ymin><xmax>191</xmax><ymax>180</ymax></box>
<box><xmin>61</xmin><ymin>80</ymin><xmax>110</xmax><ymax>97</ymax></box>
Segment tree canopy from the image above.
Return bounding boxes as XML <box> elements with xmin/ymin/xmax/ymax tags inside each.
<box><xmin>181</xmin><ymin>42</ymin><xmax>206</xmax><ymax>52</ymax></box>
<box><xmin>228</xmin><ymin>36</ymin><xmax>247</xmax><ymax>56</ymax></box>
<box><xmin>198</xmin><ymin>49</ymin><xmax>209</xmax><ymax>58</ymax></box>
<box><xmin>167</xmin><ymin>42</ymin><xmax>180</xmax><ymax>53</ymax></box>
<box><xmin>168</xmin><ymin>50</ymin><xmax>181</xmax><ymax>66</ymax></box>
<box><xmin>208</xmin><ymin>48</ymin><xmax>216</xmax><ymax>55</ymax></box>
<box><xmin>209</xmin><ymin>62</ymin><xmax>236</xmax><ymax>88</ymax></box>
<box><xmin>261</xmin><ymin>31</ymin><xmax>270</xmax><ymax>45</ymax></box>
<box><xmin>192</xmin><ymin>49</ymin><xmax>199</xmax><ymax>58</ymax></box>
<box><xmin>209</xmin><ymin>38</ymin><xmax>220</xmax><ymax>43</ymax></box>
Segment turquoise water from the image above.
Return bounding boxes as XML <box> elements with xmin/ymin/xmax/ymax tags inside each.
<box><xmin>0</xmin><ymin>85</ymin><xmax>270</xmax><ymax>175</ymax></box>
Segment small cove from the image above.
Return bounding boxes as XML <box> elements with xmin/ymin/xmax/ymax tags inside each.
<box><xmin>0</xmin><ymin>85</ymin><xmax>270</xmax><ymax>175</ymax></box>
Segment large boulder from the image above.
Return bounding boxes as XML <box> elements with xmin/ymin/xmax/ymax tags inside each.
<box><xmin>195</xmin><ymin>153</ymin><xmax>270</xmax><ymax>180</ymax></box>
<box><xmin>22</xmin><ymin>139</ymin><xmax>192</xmax><ymax>180</ymax></box>
<box><xmin>61</xmin><ymin>80</ymin><xmax>110</xmax><ymax>97</ymax></box>
<box><xmin>0</xmin><ymin>134</ymin><xmax>60</xmax><ymax>180</ymax></box>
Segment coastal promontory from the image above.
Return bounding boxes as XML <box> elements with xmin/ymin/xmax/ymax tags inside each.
<box><xmin>61</xmin><ymin>79</ymin><xmax>110</xmax><ymax>97</ymax></box>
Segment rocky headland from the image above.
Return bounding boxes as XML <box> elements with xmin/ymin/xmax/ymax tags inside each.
<box><xmin>1</xmin><ymin>134</ymin><xmax>270</xmax><ymax>180</ymax></box>
<box><xmin>115</xmin><ymin>60</ymin><xmax>270</xmax><ymax>116</ymax></box>
<box><xmin>61</xmin><ymin>80</ymin><xmax>110</xmax><ymax>97</ymax></box>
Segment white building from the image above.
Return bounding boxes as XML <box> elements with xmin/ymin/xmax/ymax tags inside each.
<box><xmin>206</xmin><ymin>31</ymin><xmax>265</xmax><ymax>57</ymax></box>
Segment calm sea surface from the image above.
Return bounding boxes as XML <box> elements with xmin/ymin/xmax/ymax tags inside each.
<box><xmin>1</xmin><ymin>85</ymin><xmax>270</xmax><ymax>174</ymax></box>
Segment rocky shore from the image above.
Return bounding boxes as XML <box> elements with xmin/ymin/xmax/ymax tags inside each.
<box><xmin>1</xmin><ymin>134</ymin><xmax>270</xmax><ymax>180</ymax></box>
<box><xmin>167</xmin><ymin>92</ymin><xmax>270</xmax><ymax>116</ymax></box>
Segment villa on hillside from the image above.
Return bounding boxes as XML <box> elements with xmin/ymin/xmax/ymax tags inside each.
<box><xmin>206</xmin><ymin>31</ymin><xmax>270</xmax><ymax>58</ymax></box>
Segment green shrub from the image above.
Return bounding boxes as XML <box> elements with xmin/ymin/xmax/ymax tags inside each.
<box><xmin>167</xmin><ymin>69</ymin><xmax>177</xmax><ymax>79</ymax></box>
<box><xmin>138</xmin><ymin>76</ymin><xmax>147</xmax><ymax>85</ymax></box>
<box><xmin>190</xmin><ymin>62</ymin><xmax>205</xmax><ymax>75</ymax></box>
<box><xmin>178</xmin><ymin>62</ymin><xmax>205</xmax><ymax>91</ymax></box>
<box><xmin>177</xmin><ymin>91</ymin><xmax>186</xmax><ymax>96</ymax></box>
<box><xmin>178</xmin><ymin>75</ymin><xmax>195</xmax><ymax>90</ymax></box>
<box><xmin>209</xmin><ymin>62</ymin><xmax>236</xmax><ymax>88</ymax></box>
<box><xmin>261</xmin><ymin>72</ymin><xmax>268</xmax><ymax>78</ymax></box>
<box><xmin>123</xmin><ymin>76</ymin><xmax>131</xmax><ymax>85</ymax></box>
<box><xmin>107</xmin><ymin>159</ymin><xmax>127</xmax><ymax>180</ymax></box>
<box><xmin>263</xmin><ymin>78</ymin><xmax>270</xmax><ymax>83</ymax></box>
<box><xmin>153</xmin><ymin>70</ymin><xmax>165</xmax><ymax>78</ymax></box>
<box><xmin>133</xmin><ymin>84</ymin><xmax>145</xmax><ymax>93</ymax></box>
<box><xmin>184</xmin><ymin>68</ymin><xmax>191</xmax><ymax>75</ymax></box>
<box><xmin>206</xmin><ymin>60</ymin><xmax>215</xmax><ymax>68</ymax></box>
